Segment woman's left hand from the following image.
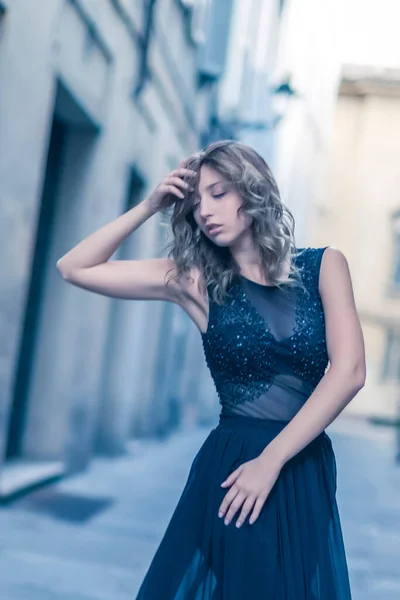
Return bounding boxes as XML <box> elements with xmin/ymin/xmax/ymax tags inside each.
<box><xmin>218</xmin><ymin>453</ymin><xmax>283</xmax><ymax>527</ymax></box>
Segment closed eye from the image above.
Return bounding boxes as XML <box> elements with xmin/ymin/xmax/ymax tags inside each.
<box><xmin>192</xmin><ymin>191</ymin><xmax>226</xmax><ymax>210</ymax></box>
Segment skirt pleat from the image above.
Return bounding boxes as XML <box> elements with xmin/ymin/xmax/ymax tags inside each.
<box><xmin>135</xmin><ymin>414</ymin><xmax>352</xmax><ymax>600</ymax></box>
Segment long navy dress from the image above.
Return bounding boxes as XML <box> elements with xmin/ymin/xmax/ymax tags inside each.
<box><xmin>135</xmin><ymin>246</ymin><xmax>352</xmax><ymax>599</ymax></box>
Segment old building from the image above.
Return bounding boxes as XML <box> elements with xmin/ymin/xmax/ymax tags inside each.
<box><xmin>272</xmin><ymin>0</ymin><xmax>345</xmax><ymax>244</ymax></box>
<box><xmin>208</xmin><ymin>0</ymin><xmax>345</xmax><ymax>246</ymax></box>
<box><xmin>314</xmin><ymin>64</ymin><xmax>400</xmax><ymax>422</ymax></box>
<box><xmin>0</xmin><ymin>0</ymin><xmax>232</xmax><ymax>497</ymax></box>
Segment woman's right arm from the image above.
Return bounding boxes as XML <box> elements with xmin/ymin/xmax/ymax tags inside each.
<box><xmin>56</xmin><ymin>167</ymin><xmax>196</xmax><ymax>304</ymax></box>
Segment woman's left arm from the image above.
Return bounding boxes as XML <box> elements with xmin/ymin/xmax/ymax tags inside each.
<box><xmin>218</xmin><ymin>247</ymin><xmax>366</xmax><ymax>527</ymax></box>
<box><xmin>262</xmin><ymin>246</ymin><xmax>367</xmax><ymax>467</ymax></box>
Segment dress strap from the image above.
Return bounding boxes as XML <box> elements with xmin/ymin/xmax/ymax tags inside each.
<box><xmin>305</xmin><ymin>246</ymin><xmax>330</xmax><ymax>296</ymax></box>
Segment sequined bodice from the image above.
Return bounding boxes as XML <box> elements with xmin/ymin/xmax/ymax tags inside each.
<box><xmin>200</xmin><ymin>247</ymin><xmax>330</xmax><ymax>420</ymax></box>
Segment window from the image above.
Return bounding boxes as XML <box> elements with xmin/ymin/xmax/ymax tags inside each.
<box><xmin>393</xmin><ymin>231</ymin><xmax>400</xmax><ymax>287</ymax></box>
<box><xmin>382</xmin><ymin>329</ymin><xmax>400</xmax><ymax>382</ymax></box>
<box><xmin>0</xmin><ymin>2</ymin><xmax>7</xmax><ymax>25</ymax></box>
<box><xmin>134</xmin><ymin>0</ymin><xmax>157</xmax><ymax>98</ymax></box>
<box><xmin>390</xmin><ymin>210</ymin><xmax>400</xmax><ymax>289</ymax></box>
<box><xmin>179</xmin><ymin>0</ymin><xmax>209</xmax><ymax>43</ymax></box>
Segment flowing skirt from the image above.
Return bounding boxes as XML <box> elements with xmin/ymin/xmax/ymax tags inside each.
<box><xmin>135</xmin><ymin>413</ymin><xmax>352</xmax><ymax>599</ymax></box>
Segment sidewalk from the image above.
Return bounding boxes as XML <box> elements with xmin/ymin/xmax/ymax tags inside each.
<box><xmin>0</xmin><ymin>417</ymin><xmax>398</xmax><ymax>599</ymax></box>
<box><xmin>330</xmin><ymin>418</ymin><xmax>400</xmax><ymax>599</ymax></box>
<box><xmin>0</xmin><ymin>426</ymin><xmax>209</xmax><ymax>600</ymax></box>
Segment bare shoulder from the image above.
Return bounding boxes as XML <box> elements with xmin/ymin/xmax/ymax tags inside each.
<box><xmin>321</xmin><ymin>245</ymin><xmax>347</xmax><ymax>263</ymax></box>
<box><xmin>317</xmin><ymin>246</ymin><xmax>366</xmax><ymax>377</ymax></box>
<box><xmin>319</xmin><ymin>246</ymin><xmax>350</xmax><ymax>273</ymax></box>
<box><xmin>318</xmin><ymin>246</ymin><xmax>354</xmax><ymax>300</ymax></box>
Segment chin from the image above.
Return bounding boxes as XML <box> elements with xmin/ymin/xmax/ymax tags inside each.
<box><xmin>210</xmin><ymin>234</ymin><xmax>233</xmax><ymax>248</ymax></box>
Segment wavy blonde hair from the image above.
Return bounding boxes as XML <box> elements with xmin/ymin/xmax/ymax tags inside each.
<box><xmin>160</xmin><ymin>140</ymin><xmax>304</xmax><ymax>305</ymax></box>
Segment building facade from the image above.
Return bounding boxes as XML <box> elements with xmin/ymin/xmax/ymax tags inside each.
<box><xmin>0</xmin><ymin>0</ymin><xmax>230</xmax><ymax>497</ymax></box>
<box><xmin>313</xmin><ymin>64</ymin><xmax>400</xmax><ymax>422</ymax></box>
<box><xmin>206</xmin><ymin>0</ymin><xmax>287</xmax><ymax>163</ymax></box>
<box><xmin>207</xmin><ymin>0</ymin><xmax>344</xmax><ymax>246</ymax></box>
<box><xmin>272</xmin><ymin>0</ymin><xmax>345</xmax><ymax>244</ymax></box>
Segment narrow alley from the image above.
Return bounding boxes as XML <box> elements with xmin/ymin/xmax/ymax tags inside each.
<box><xmin>0</xmin><ymin>416</ymin><xmax>399</xmax><ymax>599</ymax></box>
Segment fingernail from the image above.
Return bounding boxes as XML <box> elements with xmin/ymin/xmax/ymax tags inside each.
<box><xmin>218</xmin><ymin>512</ymin><xmax>223</xmax><ymax>518</ymax></box>
<box><xmin>224</xmin><ymin>519</ymin><xmax>229</xmax><ymax>525</ymax></box>
<box><xmin>236</xmin><ymin>522</ymin><xmax>242</xmax><ymax>528</ymax></box>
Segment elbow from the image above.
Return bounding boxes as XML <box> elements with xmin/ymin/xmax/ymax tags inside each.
<box><xmin>56</xmin><ymin>259</ymin><xmax>73</xmax><ymax>281</ymax></box>
<box><xmin>349</xmin><ymin>358</ymin><xmax>367</xmax><ymax>391</ymax></box>
<box><xmin>330</xmin><ymin>358</ymin><xmax>366</xmax><ymax>391</ymax></box>
<box><xmin>354</xmin><ymin>363</ymin><xmax>366</xmax><ymax>391</ymax></box>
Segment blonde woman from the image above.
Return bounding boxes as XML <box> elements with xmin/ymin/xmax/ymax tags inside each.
<box><xmin>57</xmin><ymin>140</ymin><xmax>365</xmax><ymax>599</ymax></box>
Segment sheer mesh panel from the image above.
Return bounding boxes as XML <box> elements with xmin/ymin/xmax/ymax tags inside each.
<box><xmin>221</xmin><ymin>278</ymin><xmax>313</xmax><ymax>420</ymax></box>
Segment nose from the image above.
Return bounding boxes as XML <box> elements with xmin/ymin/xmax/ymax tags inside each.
<box><xmin>198</xmin><ymin>198</ymin><xmax>214</xmax><ymax>221</ymax></box>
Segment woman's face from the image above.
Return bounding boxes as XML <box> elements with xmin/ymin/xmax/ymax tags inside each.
<box><xmin>192</xmin><ymin>164</ymin><xmax>252</xmax><ymax>247</ymax></box>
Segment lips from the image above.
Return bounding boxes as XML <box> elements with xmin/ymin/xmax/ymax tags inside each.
<box><xmin>206</xmin><ymin>224</ymin><xmax>222</xmax><ymax>235</ymax></box>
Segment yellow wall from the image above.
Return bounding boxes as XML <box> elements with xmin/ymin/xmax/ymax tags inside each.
<box><xmin>313</xmin><ymin>75</ymin><xmax>400</xmax><ymax>420</ymax></box>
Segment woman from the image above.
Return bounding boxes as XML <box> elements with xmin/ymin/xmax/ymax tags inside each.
<box><xmin>57</xmin><ymin>140</ymin><xmax>365</xmax><ymax>599</ymax></box>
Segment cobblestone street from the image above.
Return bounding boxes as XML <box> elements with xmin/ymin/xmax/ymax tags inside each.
<box><xmin>0</xmin><ymin>416</ymin><xmax>399</xmax><ymax>599</ymax></box>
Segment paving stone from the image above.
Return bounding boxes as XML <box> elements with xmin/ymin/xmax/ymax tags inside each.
<box><xmin>0</xmin><ymin>418</ymin><xmax>398</xmax><ymax>599</ymax></box>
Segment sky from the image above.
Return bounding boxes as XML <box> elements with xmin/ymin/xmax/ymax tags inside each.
<box><xmin>340</xmin><ymin>0</ymin><xmax>400</xmax><ymax>68</ymax></box>
<box><xmin>219</xmin><ymin>0</ymin><xmax>400</xmax><ymax>115</ymax></box>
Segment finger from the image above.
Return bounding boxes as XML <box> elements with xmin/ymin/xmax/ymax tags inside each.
<box><xmin>221</xmin><ymin>465</ymin><xmax>243</xmax><ymax>487</ymax></box>
<box><xmin>165</xmin><ymin>176</ymin><xmax>192</xmax><ymax>190</ymax></box>
<box><xmin>163</xmin><ymin>185</ymin><xmax>185</xmax><ymax>199</ymax></box>
<box><xmin>224</xmin><ymin>492</ymin><xmax>246</xmax><ymax>524</ymax></box>
<box><xmin>172</xmin><ymin>168</ymin><xmax>197</xmax><ymax>178</ymax></box>
<box><xmin>235</xmin><ymin>496</ymin><xmax>256</xmax><ymax>528</ymax></box>
<box><xmin>249</xmin><ymin>497</ymin><xmax>266</xmax><ymax>525</ymax></box>
<box><xmin>218</xmin><ymin>485</ymin><xmax>240</xmax><ymax>518</ymax></box>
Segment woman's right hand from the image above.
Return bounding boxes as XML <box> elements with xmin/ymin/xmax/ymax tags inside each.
<box><xmin>146</xmin><ymin>164</ymin><xmax>197</xmax><ymax>214</ymax></box>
